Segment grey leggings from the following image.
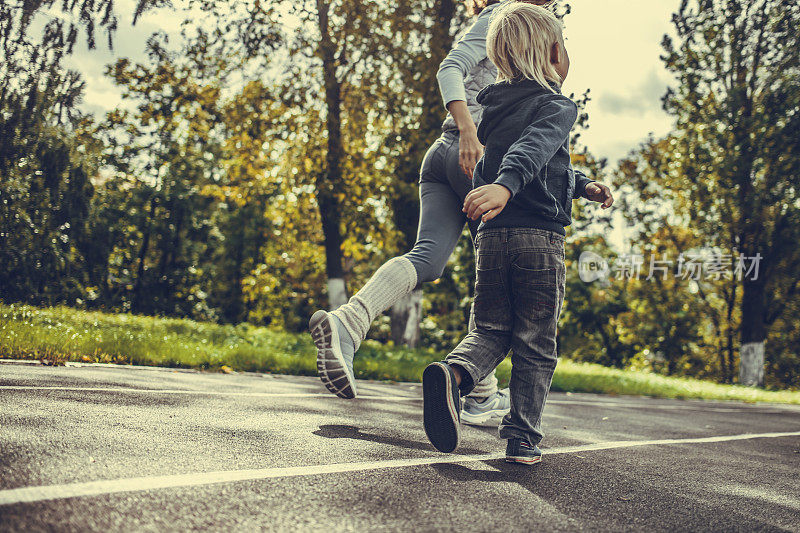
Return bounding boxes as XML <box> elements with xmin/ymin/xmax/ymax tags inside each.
<box><xmin>405</xmin><ymin>131</ymin><xmax>478</xmax><ymax>286</ymax></box>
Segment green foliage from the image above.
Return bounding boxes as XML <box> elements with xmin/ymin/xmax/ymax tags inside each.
<box><xmin>604</xmin><ymin>0</ymin><xmax>800</xmax><ymax>386</ymax></box>
<box><xmin>559</xmin><ymin>236</ymin><xmax>636</xmax><ymax>368</ymax></box>
<box><xmin>0</xmin><ymin>119</ymin><xmax>99</xmax><ymax>305</ymax></box>
<box><xmin>0</xmin><ymin>2</ymin><xmax>106</xmax><ymax>306</ymax></box>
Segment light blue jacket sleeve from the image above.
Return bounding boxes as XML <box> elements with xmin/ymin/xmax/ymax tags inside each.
<box><xmin>436</xmin><ymin>7</ymin><xmax>495</xmax><ymax>109</ymax></box>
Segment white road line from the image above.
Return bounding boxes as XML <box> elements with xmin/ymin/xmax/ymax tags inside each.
<box><xmin>546</xmin><ymin>399</ymin><xmax>772</xmax><ymax>413</ymax></box>
<box><xmin>0</xmin><ymin>386</ymin><xmax>416</xmax><ymax>402</ymax></box>
<box><xmin>1</xmin><ymin>431</ymin><xmax>798</xmax><ymax>506</ymax></box>
<box><xmin>1</xmin><ymin>386</ymin><xmax>792</xmax><ymax>412</ymax></box>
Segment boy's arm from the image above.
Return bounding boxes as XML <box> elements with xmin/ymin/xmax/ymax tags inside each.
<box><xmin>494</xmin><ymin>97</ymin><xmax>578</xmax><ymax>198</ymax></box>
<box><xmin>573</xmin><ymin>168</ymin><xmax>595</xmax><ymax>199</ymax></box>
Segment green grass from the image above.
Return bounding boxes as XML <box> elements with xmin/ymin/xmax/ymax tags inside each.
<box><xmin>0</xmin><ymin>304</ymin><xmax>439</xmax><ymax>382</ymax></box>
<box><xmin>1</xmin><ymin>303</ymin><xmax>798</xmax><ymax>405</ymax></box>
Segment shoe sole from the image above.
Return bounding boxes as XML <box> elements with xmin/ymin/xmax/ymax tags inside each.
<box><xmin>309</xmin><ymin>310</ymin><xmax>357</xmax><ymax>399</ymax></box>
<box><xmin>460</xmin><ymin>406</ymin><xmax>509</xmax><ymax>426</ymax></box>
<box><xmin>422</xmin><ymin>363</ymin><xmax>460</xmax><ymax>453</ymax></box>
<box><xmin>505</xmin><ymin>455</ymin><xmax>542</xmax><ymax>465</ymax></box>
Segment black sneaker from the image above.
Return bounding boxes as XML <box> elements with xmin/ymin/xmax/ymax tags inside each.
<box><xmin>422</xmin><ymin>362</ymin><xmax>462</xmax><ymax>453</ymax></box>
<box><xmin>505</xmin><ymin>438</ymin><xmax>542</xmax><ymax>465</ymax></box>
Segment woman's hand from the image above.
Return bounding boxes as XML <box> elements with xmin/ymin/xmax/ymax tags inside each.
<box><xmin>463</xmin><ymin>184</ymin><xmax>512</xmax><ymax>222</ymax></box>
<box><xmin>446</xmin><ymin>100</ymin><xmax>484</xmax><ymax>179</ymax></box>
<box><xmin>585</xmin><ymin>182</ymin><xmax>614</xmax><ymax>209</ymax></box>
<box><xmin>458</xmin><ymin>129</ymin><xmax>484</xmax><ymax>180</ymax></box>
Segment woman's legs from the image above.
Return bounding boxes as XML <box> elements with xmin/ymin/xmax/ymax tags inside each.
<box><xmin>312</xmin><ymin>134</ymin><xmax>465</xmax><ymax>398</ymax></box>
<box><xmin>313</xmin><ymin>132</ymin><xmax>502</xmax><ymax>404</ymax></box>
<box><xmin>332</xmin><ymin>179</ymin><xmax>471</xmax><ymax>351</ymax></box>
<box><xmin>437</xmin><ymin>132</ymin><xmax>502</xmax><ymax>403</ymax></box>
<box><xmin>330</xmin><ymin>256</ymin><xmax>418</xmax><ymax>353</ymax></box>
<box><xmin>330</xmin><ymin>132</ymin><xmax>467</xmax><ymax>350</ymax></box>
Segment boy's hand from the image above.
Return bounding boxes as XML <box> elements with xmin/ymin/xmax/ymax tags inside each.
<box><xmin>463</xmin><ymin>184</ymin><xmax>512</xmax><ymax>222</ymax></box>
<box><xmin>585</xmin><ymin>182</ymin><xmax>614</xmax><ymax>209</ymax></box>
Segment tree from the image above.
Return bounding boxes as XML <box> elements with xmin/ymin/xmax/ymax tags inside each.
<box><xmin>661</xmin><ymin>0</ymin><xmax>800</xmax><ymax>386</ymax></box>
<box><xmin>100</xmin><ymin>40</ymin><xmax>223</xmax><ymax>317</ymax></box>
<box><xmin>96</xmin><ymin>27</ymin><xmax>298</xmax><ymax>321</ymax></box>
<box><xmin>272</xmin><ymin>0</ymin><xmax>398</xmax><ymax>309</ymax></box>
<box><xmin>616</xmin><ymin>136</ymin><xmax>741</xmax><ymax>382</ymax></box>
<box><xmin>379</xmin><ymin>0</ymin><xmax>459</xmax><ymax>347</ymax></box>
<box><xmin>0</xmin><ymin>0</ymin><xmax>164</xmax><ymax>305</ymax></box>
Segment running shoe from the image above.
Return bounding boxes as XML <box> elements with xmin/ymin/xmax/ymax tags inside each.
<box><xmin>461</xmin><ymin>389</ymin><xmax>511</xmax><ymax>425</ymax></box>
<box><xmin>309</xmin><ymin>310</ymin><xmax>357</xmax><ymax>399</ymax></box>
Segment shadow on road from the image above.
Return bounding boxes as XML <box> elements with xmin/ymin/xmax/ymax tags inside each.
<box><xmin>429</xmin><ymin>452</ymin><xmax>797</xmax><ymax>531</ymax></box>
<box><xmin>432</xmin><ymin>460</ymin><xmax>530</xmax><ymax>485</ymax></box>
<box><xmin>313</xmin><ymin>424</ymin><xmax>485</xmax><ymax>455</ymax></box>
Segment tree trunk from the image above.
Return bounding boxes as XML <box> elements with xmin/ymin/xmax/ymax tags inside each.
<box><xmin>316</xmin><ymin>0</ymin><xmax>347</xmax><ymax>310</ymax></box>
<box><xmin>227</xmin><ymin>210</ymin><xmax>247</xmax><ymax>323</ymax></box>
<box><xmin>327</xmin><ymin>277</ymin><xmax>348</xmax><ymax>310</ymax></box>
<box><xmin>724</xmin><ymin>280</ymin><xmax>737</xmax><ymax>383</ymax></box>
<box><xmin>390</xmin><ymin>289</ymin><xmax>423</xmax><ymax>348</ymax></box>
<box><xmin>132</xmin><ymin>196</ymin><xmax>157</xmax><ymax>312</ymax></box>
<box><xmin>388</xmin><ymin>0</ymin><xmax>457</xmax><ymax>339</ymax></box>
<box><xmin>739</xmin><ymin>276</ymin><xmax>766</xmax><ymax>386</ymax></box>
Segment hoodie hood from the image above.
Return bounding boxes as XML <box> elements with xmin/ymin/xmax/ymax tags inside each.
<box><xmin>476</xmin><ymin>79</ymin><xmax>560</xmax><ymax>144</ymax></box>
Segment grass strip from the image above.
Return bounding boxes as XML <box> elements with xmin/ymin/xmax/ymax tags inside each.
<box><xmin>1</xmin><ymin>304</ymin><xmax>797</xmax><ymax>405</ymax></box>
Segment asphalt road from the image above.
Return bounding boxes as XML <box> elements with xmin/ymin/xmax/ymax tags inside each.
<box><xmin>1</xmin><ymin>361</ymin><xmax>799</xmax><ymax>532</ymax></box>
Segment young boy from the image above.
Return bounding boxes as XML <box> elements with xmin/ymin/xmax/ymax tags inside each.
<box><xmin>422</xmin><ymin>2</ymin><xmax>613</xmax><ymax>464</ymax></box>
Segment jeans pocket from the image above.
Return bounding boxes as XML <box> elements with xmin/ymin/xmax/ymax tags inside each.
<box><xmin>474</xmin><ymin>266</ymin><xmax>510</xmax><ymax>329</ymax></box>
<box><xmin>512</xmin><ymin>265</ymin><xmax>558</xmax><ymax>321</ymax></box>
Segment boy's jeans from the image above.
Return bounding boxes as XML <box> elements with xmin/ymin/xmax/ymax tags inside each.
<box><xmin>446</xmin><ymin>227</ymin><xmax>566</xmax><ymax>446</ymax></box>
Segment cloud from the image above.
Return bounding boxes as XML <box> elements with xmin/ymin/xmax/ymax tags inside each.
<box><xmin>61</xmin><ymin>0</ymin><xmax>188</xmax><ymax>117</ymax></box>
<box><xmin>562</xmin><ymin>0</ymin><xmax>680</xmax><ymax>161</ymax></box>
<box><xmin>598</xmin><ymin>69</ymin><xmax>668</xmax><ymax>115</ymax></box>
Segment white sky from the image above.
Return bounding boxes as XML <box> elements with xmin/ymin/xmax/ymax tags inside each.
<box><xmin>66</xmin><ymin>0</ymin><xmax>680</xmax><ymax>165</ymax></box>
<box><xmin>562</xmin><ymin>0</ymin><xmax>679</xmax><ymax>163</ymax></box>
<box><xmin>63</xmin><ymin>2</ymin><xmax>184</xmax><ymax>117</ymax></box>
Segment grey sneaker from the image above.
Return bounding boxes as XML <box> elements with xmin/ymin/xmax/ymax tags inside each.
<box><xmin>460</xmin><ymin>389</ymin><xmax>511</xmax><ymax>426</ymax></box>
<box><xmin>309</xmin><ymin>310</ymin><xmax>357</xmax><ymax>399</ymax></box>
<box><xmin>505</xmin><ymin>438</ymin><xmax>542</xmax><ymax>465</ymax></box>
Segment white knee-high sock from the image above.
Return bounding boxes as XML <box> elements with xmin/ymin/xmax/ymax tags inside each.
<box><xmin>331</xmin><ymin>256</ymin><xmax>418</xmax><ymax>350</ymax></box>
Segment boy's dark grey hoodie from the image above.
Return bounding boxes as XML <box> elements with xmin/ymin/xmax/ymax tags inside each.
<box><xmin>473</xmin><ymin>78</ymin><xmax>593</xmax><ymax>235</ymax></box>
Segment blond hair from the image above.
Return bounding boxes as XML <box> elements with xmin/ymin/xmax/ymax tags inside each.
<box><xmin>468</xmin><ymin>0</ymin><xmax>556</xmax><ymax>16</ymax></box>
<box><xmin>487</xmin><ymin>2</ymin><xmax>564</xmax><ymax>91</ymax></box>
